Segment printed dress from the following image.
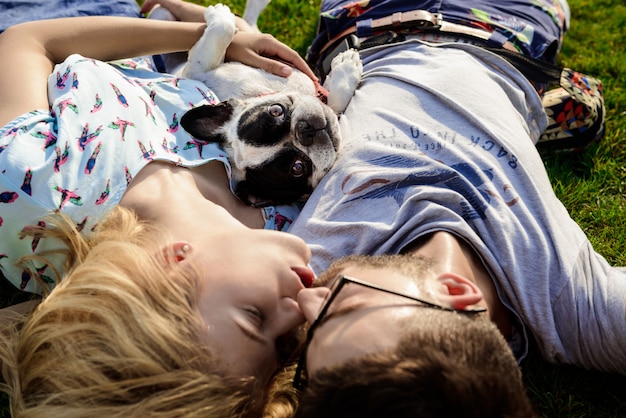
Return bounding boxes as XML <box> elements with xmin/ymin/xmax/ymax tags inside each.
<box><xmin>0</xmin><ymin>54</ymin><xmax>300</xmax><ymax>293</ymax></box>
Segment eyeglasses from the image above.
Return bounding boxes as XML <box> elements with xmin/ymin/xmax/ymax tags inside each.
<box><xmin>292</xmin><ymin>275</ymin><xmax>486</xmax><ymax>389</ymax></box>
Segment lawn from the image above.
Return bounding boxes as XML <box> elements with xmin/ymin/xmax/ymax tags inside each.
<box><xmin>2</xmin><ymin>0</ymin><xmax>625</xmax><ymax>416</ymax></box>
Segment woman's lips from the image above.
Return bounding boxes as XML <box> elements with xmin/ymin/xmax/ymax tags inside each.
<box><xmin>293</xmin><ymin>266</ymin><xmax>315</xmax><ymax>288</ymax></box>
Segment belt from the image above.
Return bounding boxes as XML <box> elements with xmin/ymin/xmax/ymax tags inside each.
<box><xmin>316</xmin><ymin>9</ymin><xmax>519</xmax><ymax>79</ymax></box>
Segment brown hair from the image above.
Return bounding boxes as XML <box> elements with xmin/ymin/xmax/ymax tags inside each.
<box><xmin>0</xmin><ymin>206</ymin><xmax>265</xmax><ymax>417</ymax></box>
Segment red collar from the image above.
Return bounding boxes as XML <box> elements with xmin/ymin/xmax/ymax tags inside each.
<box><xmin>313</xmin><ymin>79</ymin><xmax>329</xmax><ymax>104</ymax></box>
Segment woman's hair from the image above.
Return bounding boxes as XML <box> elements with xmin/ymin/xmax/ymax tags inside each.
<box><xmin>262</xmin><ymin>363</ymin><xmax>301</xmax><ymax>418</ymax></box>
<box><xmin>0</xmin><ymin>206</ymin><xmax>265</xmax><ymax>417</ymax></box>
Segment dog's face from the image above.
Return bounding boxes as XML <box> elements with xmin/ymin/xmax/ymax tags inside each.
<box><xmin>181</xmin><ymin>92</ymin><xmax>340</xmax><ymax>206</ymax></box>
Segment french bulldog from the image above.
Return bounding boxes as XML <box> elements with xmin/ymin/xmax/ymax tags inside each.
<box><xmin>176</xmin><ymin>3</ymin><xmax>362</xmax><ymax>207</ymax></box>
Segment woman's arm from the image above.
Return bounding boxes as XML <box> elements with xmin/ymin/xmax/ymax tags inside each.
<box><xmin>0</xmin><ymin>15</ymin><xmax>316</xmax><ymax>128</ymax></box>
<box><xmin>0</xmin><ymin>16</ymin><xmax>205</xmax><ymax>127</ymax></box>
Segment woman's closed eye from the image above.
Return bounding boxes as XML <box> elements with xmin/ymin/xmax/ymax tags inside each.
<box><xmin>239</xmin><ymin>307</ymin><xmax>271</xmax><ymax>346</ymax></box>
<box><xmin>244</xmin><ymin>307</ymin><xmax>265</xmax><ymax>329</ymax></box>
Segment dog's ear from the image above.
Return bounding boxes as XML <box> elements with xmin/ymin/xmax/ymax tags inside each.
<box><xmin>180</xmin><ymin>102</ymin><xmax>235</xmax><ymax>143</ymax></box>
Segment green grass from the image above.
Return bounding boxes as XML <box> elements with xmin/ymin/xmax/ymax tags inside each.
<box><xmin>519</xmin><ymin>1</ymin><xmax>626</xmax><ymax>415</ymax></box>
<box><xmin>2</xmin><ymin>0</ymin><xmax>625</xmax><ymax>416</ymax></box>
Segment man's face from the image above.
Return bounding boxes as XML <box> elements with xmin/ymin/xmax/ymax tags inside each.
<box><xmin>296</xmin><ymin>265</ymin><xmax>440</xmax><ymax>376</ymax></box>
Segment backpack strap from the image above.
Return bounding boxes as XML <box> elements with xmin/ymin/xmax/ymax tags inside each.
<box><xmin>482</xmin><ymin>47</ymin><xmax>562</xmax><ymax>86</ymax></box>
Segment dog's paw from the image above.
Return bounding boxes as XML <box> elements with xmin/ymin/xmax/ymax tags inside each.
<box><xmin>203</xmin><ymin>4</ymin><xmax>237</xmax><ymax>44</ymax></box>
<box><xmin>204</xmin><ymin>3</ymin><xmax>237</xmax><ymax>28</ymax></box>
<box><xmin>325</xmin><ymin>48</ymin><xmax>362</xmax><ymax>114</ymax></box>
<box><xmin>183</xmin><ymin>4</ymin><xmax>237</xmax><ymax>77</ymax></box>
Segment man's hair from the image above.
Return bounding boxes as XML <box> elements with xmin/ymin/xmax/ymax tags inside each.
<box><xmin>314</xmin><ymin>253</ymin><xmax>436</xmax><ymax>287</ymax></box>
<box><xmin>295</xmin><ymin>254</ymin><xmax>537</xmax><ymax>418</ymax></box>
<box><xmin>0</xmin><ymin>206</ymin><xmax>267</xmax><ymax>417</ymax></box>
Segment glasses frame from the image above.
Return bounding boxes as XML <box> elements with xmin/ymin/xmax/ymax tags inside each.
<box><xmin>292</xmin><ymin>275</ymin><xmax>486</xmax><ymax>389</ymax></box>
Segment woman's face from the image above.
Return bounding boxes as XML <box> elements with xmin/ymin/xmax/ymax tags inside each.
<box><xmin>190</xmin><ymin>228</ymin><xmax>314</xmax><ymax>383</ymax></box>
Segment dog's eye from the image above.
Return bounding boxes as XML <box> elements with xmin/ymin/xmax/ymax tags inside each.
<box><xmin>290</xmin><ymin>158</ymin><xmax>307</xmax><ymax>178</ymax></box>
<box><xmin>268</xmin><ymin>104</ymin><xmax>286</xmax><ymax>120</ymax></box>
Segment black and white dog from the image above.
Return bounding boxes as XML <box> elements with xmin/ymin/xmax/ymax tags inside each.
<box><xmin>171</xmin><ymin>4</ymin><xmax>361</xmax><ymax>207</ymax></box>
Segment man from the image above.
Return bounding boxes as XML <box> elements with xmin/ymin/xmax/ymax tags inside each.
<box><xmin>287</xmin><ymin>0</ymin><xmax>626</xmax><ymax>414</ymax></box>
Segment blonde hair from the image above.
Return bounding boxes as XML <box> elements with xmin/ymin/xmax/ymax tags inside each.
<box><xmin>1</xmin><ymin>206</ymin><xmax>264</xmax><ymax>417</ymax></box>
<box><xmin>262</xmin><ymin>363</ymin><xmax>300</xmax><ymax>418</ymax></box>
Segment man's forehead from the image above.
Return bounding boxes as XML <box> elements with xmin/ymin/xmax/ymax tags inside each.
<box><xmin>338</xmin><ymin>266</ymin><xmax>423</xmax><ymax>289</ymax></box>
<box><xmin>315</xmin><ymin>264</ymin><xmax>389</xmax><ymax>287</ymax></box>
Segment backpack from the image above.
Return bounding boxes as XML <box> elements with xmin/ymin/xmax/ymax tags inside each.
<box><xmin>484</xmin><ymin>47</ymin><xmax>605</xmax><ymax>152</ymax></box>
<box><xmin>538</xmin><ymin>68</ymin><xmax>605</xmax><ymax>152</ymax></box>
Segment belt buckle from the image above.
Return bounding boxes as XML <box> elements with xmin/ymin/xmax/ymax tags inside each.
<box><xmin>381</xmin><ymin>10</ymin><xmax>442</xmax><ymax>31</ymax></box>
<box><xmin>407</xmin><ymin>12</ymin><xmax>442</xmax><ymax>30</ymax></box>
<box><xmin>432</xmin><ymin>13</ymin><xmax>443</xmax><ymax>29</ymax></box>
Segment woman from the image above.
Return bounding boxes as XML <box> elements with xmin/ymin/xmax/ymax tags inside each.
<box><xmin>0</xmin><ymin>13</ymin><xmax>316</xmax><ymax>417</ymax></box>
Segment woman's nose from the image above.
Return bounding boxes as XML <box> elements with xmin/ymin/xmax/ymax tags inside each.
<box><xmin>273</xmin><ymin>296</ymin><xmax>307</xmax><ymax>340</ymax></box>
<box><xmin>297</xmin><ymin>287</ymin><xmax>331</xmax><ymax>324</ymax></box>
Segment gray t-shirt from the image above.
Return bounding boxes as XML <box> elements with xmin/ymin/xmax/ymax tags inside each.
<box><xmin>289</xmin><ymin>41</ymin><xmax>626</xmax><ymax>375</ymax></box>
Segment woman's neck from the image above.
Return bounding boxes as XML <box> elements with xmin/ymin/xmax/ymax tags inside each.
<box><xmin>120</xmin><ymin>161</ymin><xmax>265</xmax><ymax>233</ymax></box>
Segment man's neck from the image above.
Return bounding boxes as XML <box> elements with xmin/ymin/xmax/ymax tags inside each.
<box><xmin>402</xmin><ymin>231</ymin><xmax>513</xmax><ymax>338</ymax></box>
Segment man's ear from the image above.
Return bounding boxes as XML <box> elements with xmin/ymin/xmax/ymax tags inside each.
<box><xmin>434</xmin><ymin>273</ymin><xmax>483</xmax><ymax>311</ymax></box>
<box><xmin>180</xmin><ymin>101</ymin><xmax>235</xmax><ymax>143</ymax></box>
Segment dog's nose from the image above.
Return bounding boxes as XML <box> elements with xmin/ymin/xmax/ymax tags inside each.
<box><xmin>296</xmin><ymin>119</ymin><xmax>328</xmax><ymax>147</ymax></box>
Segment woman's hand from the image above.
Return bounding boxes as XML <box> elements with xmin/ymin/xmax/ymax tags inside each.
<box><xmin>226</xmin><ymin>31</ymin><xmax>318</xmax><ymax>81</ymax></box>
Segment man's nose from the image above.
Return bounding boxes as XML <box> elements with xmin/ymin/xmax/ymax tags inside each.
<box><xmin>297</xmin><ymin>287</ymin><xmax>331</xmax><ymax>324</ymax></box>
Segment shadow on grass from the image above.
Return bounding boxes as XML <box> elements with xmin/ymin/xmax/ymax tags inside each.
<box><xmin>523</xmin><ymin>347</ymin><xmax>626</xmax><ymax>417</ymax></box>
<box><xmin>540</xmin><ymin>144</ymin><xmax>600</xmax><ymax>182</ymax></box>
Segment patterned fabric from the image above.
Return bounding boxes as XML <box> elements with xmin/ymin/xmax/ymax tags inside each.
<box><xmin>538</xmin><ymin>69</ymin><xmax>605</xmax><ymax>151</ymax></box>
<box><xmin>0</xmin><ymin>55</ymin><xmax>300</xmax><ymax>293</ymax></box>
<box><xmin>307</xmin><ymin>0</ymin><xmax>570</xmax><ymax>65</ymax></box>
